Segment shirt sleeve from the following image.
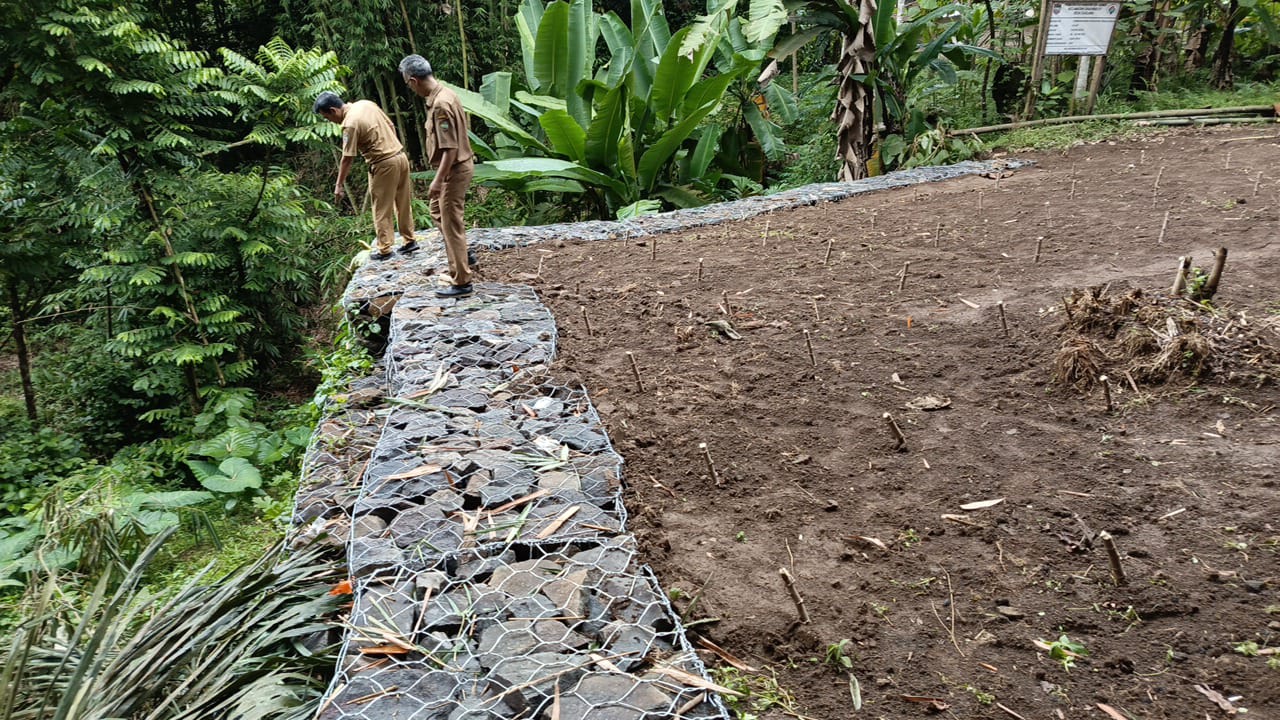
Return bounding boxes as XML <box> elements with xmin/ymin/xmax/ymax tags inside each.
<box><xmin>341</xmin><ymin>126</ymin><xmax>359</xmax><ymax>158</ymax></box>
<box><xmin>432</xmin><ymin>107</ymin><xmax>461</xmax><ymax>151</ymax></box>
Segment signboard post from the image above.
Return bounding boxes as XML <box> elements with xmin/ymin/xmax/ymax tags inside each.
<box><xmin>1022</xmin><ymin>1</ymin><xmax>1121</xmax><ymax>119</ymax></box>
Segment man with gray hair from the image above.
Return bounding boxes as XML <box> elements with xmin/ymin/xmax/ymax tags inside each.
<box><xmin>313</xmin><ymin>91</ymin><xmax>416</xmax><ymax>260</ymax></box>
<box><xmin>399</xmin><ymin>55</ymin><xmax>476</xmax><ymax>298</ymax></box>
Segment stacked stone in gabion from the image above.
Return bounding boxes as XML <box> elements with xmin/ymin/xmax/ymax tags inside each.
<box><xmin>321</xmin><ymin>539</ymin><xmax>728</xmax><ymax>720</ymax></box>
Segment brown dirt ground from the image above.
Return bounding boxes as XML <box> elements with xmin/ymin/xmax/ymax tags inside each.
<box><xmin>483</xmin><ymin>125</ymin><xmax>1280</xmax><ymax>720</ymax></box>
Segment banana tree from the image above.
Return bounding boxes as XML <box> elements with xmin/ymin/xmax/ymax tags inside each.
<box><xmin>775</xmin><ymin>0</ymin><xmax>995</xmax><ymax>178</ymax></box>
<box><xmin>437</xmin><ymin>0</ymin><xmax>783</xmax><ymax>217</ymax></box>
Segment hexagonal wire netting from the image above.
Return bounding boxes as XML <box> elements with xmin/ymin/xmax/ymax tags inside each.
<box><xmin>320</xmin><ymin>538</ymin><xmax>729</xmax><ymax>720</ymax></box>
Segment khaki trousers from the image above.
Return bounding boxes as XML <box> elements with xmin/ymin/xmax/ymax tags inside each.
<box><xmin>431</xmin><ymin>157</ymin><xmax>474</xmax><ymax>286</ymax></box>
<box><xmin>368</xmin><ymin>153</ymin><xmax>414</xmax><ymax>253</ymax></box>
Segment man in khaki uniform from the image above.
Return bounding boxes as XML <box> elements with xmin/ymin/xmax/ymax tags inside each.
<box><xmin>398</xmin><ymin>55</ymin><xmax>476</xmax><ymax>298</ymax></box>
<box><xmin>313</xmin><ymin>92</ymin><xmax>416</xmax><ymax>260</ymax></box>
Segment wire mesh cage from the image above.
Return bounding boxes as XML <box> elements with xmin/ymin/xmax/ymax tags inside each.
<box><xmin>321</xmin><ymin>538</ymin><xmax>730</xmax><ymax>720</ymax></box>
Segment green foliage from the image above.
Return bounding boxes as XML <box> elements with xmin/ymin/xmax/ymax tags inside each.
<box><xmin>0</xmin><ymin>530</ymin><xmax>342</xmax><ymax>720</ymax></box>
<box><xmin>1040</xmin><ymin>633</ymin><xmax>1088</xmax><ymax>671</ymax></box>
<box><xmin>183</xmin><ymin>388</ymin><xmax>312</xmax><ymax>502</ymax></box>
<box><xmin>0</xmin><ymin>411</ymin><xmax>86</xmax><ymax>516</ymax></box>
<box><xmin>217</xmin><ymin>37</ymin><xmax>346</xmax><ymax>151</ymax></box>
<box><xmin>447</xmin><ymin>0</ymin><xmax>786</xmax><ymax>217</ymax></box>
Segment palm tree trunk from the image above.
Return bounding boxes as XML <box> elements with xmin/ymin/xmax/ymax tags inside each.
<box><xmin>834</xmin><ymin>0</ymin><xmax>877</xmax><ymax>181</ymax></box>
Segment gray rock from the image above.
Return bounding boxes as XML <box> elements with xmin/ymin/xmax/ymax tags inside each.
<box><xmin>350</xmin><ymin>537</ymin><xmax>404</xmax><ymax>576</ymax></box>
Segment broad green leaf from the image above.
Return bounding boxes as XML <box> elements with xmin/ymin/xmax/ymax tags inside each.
<box><xmin>442</xmin><ymin>81</ymin><xmax>549</xmax><ymax>153</ymax></box>
<box><xmin>639</xmin><ymin>72</ymin><xmax>735</xmax><ymax>189</ymax></box>
<box><xmin>473</xmin><ymin>157</ymin><xmax>629</xmax><ymax>196</ymax></box>
<box><xmin>535</xmin><ymin>2</ymin><xmax>572</xmax><ymax>100</ymax></box>
<box><xmin>690</xmin><ymin>124</ymin><xmax>725</xmax><ymax>178</ymax></box>
<box><xmin>584</xmin><ymin>84</ymin><xmax>627</xmax><ymax>168</ymax></box>
<box><xmin>743</xmin><ymin>101</ymin><xmax>785</xmax><ymax>161</ymax></box>
<box><xmin>539</xmin><ymin>109</ymin><xmax>587</xmax><ymax>161</ymax></box>
<box><xmin>479</xmin><ymin>71</ymin><xmax>513</xmax><ymax>110</ymax></box>
<box><xmin>211</xmin><ymin>457</ymin><xmax>263</xmax><ymax>492</ymax></box>
<box><xmin>744</xmin><ymin>0</ymin><xmax>788</xmax><ymax>43</ymax></box>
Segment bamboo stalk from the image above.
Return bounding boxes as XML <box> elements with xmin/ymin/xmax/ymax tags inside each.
<box><xmin>699</xmin><ymin>443</ymin><xmax>721</xmax><ymax>486</ymax></box>
<box><xmin>778</xmin><ymin>567</ymin><xmax>810</xmax><ymax>624</ymax></box>
<box><xmin>1099</xmin><ymin>530</ymin><xmax>1126</xmax><ymax>586</ymax></box>
<box><xmin>580</xmin><ymin>306</ymin><xmax>593</xmax><ymax>336</ymax></box>
<box><xmin>697</xmin><ymin>258</ymin><xmax>704</xmax><ymax>282</ymax></box>
<box><xmin>898</xmin><ymin>261</ymin><xmax>910</xmax><ymax>291</ymax></box>
<box><xmin>883</xmin><ymin>412</ymin><xmax>907</xmax><ymax>451</ymax></box>
<box><xmin>1033</xmin><ymin>236</ymin><xmax>1044</xmax><ymax>264</ymax></box>
<box><xmin>803</xmin><ymin>330</ymin><xmax>816</xmax><ymax>367</ymax></box>
<box><xmin>954</xmin><ymin>105</ymin><xmax>1276</xmax><ymax>136</ymax></box>
<box><xmin>626</xmin><ymin>351</ymin><xmax>645</xmax><ymax>393</ymax></box>
<box><xmin>823</xmin><ymin>239</ymin><xmax>833</xmax><ymax>265</ymax></box>
<box><xmin>1099</xmin><ymin>374</ymin><xmax>1113</xmax><ymax>411</ymax></box>
<box><xmin>998</xmin><ymin>301</ymin><xmax>1009</xmax><ymax>337</ymax></box>
<box><xmin>1157</xmin><ymin>209</ymin><xmax>1170</xmax><ymax>244</ymax></box>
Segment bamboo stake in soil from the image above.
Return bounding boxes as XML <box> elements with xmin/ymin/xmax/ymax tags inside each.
<box><xmin>1070</xmin><ymin>179</ymin><xmax>1077</xmax><ymax>199</ymax></box>
<box><xmin>1033</xmin><ymin>236</ymin><xmax>1044</xmax><ymax>264</ymax></box>
<box><xmin>811</xmin><ymin>297</ymin><xmax>820</xmax><ymax>322</ymax></box>
<box><xmin>1171</xmin><ymin>255</ymin><xmax>1192</xmax><ymax>295</ymax></box>
<box><xmin>823</xmin><ymin>239</ymin><xmax>833</xmax><ymax>265</ymax></box>
<box><xmin>580</xmin><ymin>306</ymin><xmax>593</xmax><ymax>337</ymax></box>
<box><xmin>803</xmin><ymin>330</ymin><xmax>816</xmax><ymax>367</ymax></box>
<box><xmin>1199</xmin><ymin>247</ymin><xmax>1228</xmax><ymax>301</ymax></box>
<box><xmin>651</xmin><ymin>236</ymin><xmax>658</xmax><ymax>261</ymax></box>
<box><xmin>998</xmin><ymin>301</ymin><xmax>1009</xmax><ymax>337</ymax></box>
<box><xmin>626</xmin><ymin>351</ymin><xmax>645</xmax><ymax>393</ymax></box>
<box><xmin>978</xmin><ymin>191</ymin><xmax>984</xmax><ymax>215</ymax></box>
<box><xmin>1254</xmin><ymin>173</ymin><xmax>1263</xmax><ymax>197</ymax></box>
<box><xmin>898</xmin><ymin>261</ymin><xmax>910</xmax><ymax>291</ymax></box>
<box><xmin>1157</xmin><ymin>209</ymin><xmax>1170</xmax><ymax>244</ymax></box>
<box><xmin>883</xmin><ymin>412</ymin><xmax>907</xmax><ymax>451</ymax></box>
<box><xmin>575</xmin><ymin>281</ymin><xmax>581</xmax><ymax>297</ymax></box>
<box><xmin>934</xmin><ymin>222</ymin><xmax>941</xmax><ymax>248</ymax></box>
<box><xmin>1099</xmin><ymin>530</ymin><xmax>1127</xmax><ymax>586</ymax></box>
<box><xmin>762</xmin><ymin>218</ymin><xmax>771</xmax><ymax>247</ymax></box>
<box><xmin>778</xmin><ymin>567</ymin><xmax>810</xmax><ymax>624</ymax></box>
<box><xmin>721</xmin><ymin>290</ymin><xmax>730</xmax><ymax>316</ymax></box>
<box><xmin>871</xmin><ymin>212</ymin><xmax>877</xmax><ymax>230</ymax></box>
<box><xmin>1152</xmin><ymin>167</ymin><xmax>1164</xmax><ymax>206</ymax></box>
<box><xmin>1224</xmin><ymin>151</ymin><xmax>1231</xmax><ymax>170</ymax></box>
<box><xmin>697</xmin><ymin>258</ymin><xmax>704</xmax><ymax>282</ymax></box>
<box><xmin>699</xmin><ymin>442</ymin><xmax>721</xmax><ymax>486</ymax></box>
<box><xmin>1099</xmin><ymin>374</ymin><xmax>1113</xmax><ymax>411</ymax></box>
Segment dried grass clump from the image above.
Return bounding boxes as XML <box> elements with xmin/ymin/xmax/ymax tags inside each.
<box><xmin>1118</xmin><ymin>325</ymin><xmax>1159</xmax><ymax>358</ymax></box>
<box><xmin>1052</xmin><ymin>336</ymin><xmax>1108</xmax><ymax>389</ymax></box>
<box><xmin>1133</xmin><ymin>331</ymin><xmax>1214</xmax><ymax>382</ymax></box>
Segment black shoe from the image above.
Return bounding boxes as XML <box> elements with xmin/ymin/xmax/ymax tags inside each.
<box><xmin>397</xmin><ymin>241</ymin><xmax>419</xmax><ymax>255</ymax></box>
<box><xmin>370</xmin><ymin>249</ymin><xmax>393</xmax><ymax>261</ymax></box>
<box><xmin>435</xmin><ymin>284</ymin><xmax>473</xmax><ymax>298</ymax></box>
<box><xmin>467</xmin><ymin>249</ymin><xmax>478</xmax><ymax>267</ymax></box>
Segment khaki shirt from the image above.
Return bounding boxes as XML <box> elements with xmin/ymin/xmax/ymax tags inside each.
<box><xmin>341</xmin><ymin>100</ymin><xmax>402</xmax><ymax>164</ymax></box>
<box><xmin>424</xmin><ymin>85</ymin><xmax>474</xmax><ymax>168</ymax></box>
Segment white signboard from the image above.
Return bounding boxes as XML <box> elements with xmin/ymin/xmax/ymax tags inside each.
<box><xmin>1044</xmin><ymin>2</ymin><xmax>1120</xmax><ymax>56</ymax></box>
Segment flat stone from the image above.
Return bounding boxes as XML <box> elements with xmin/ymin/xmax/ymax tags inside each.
<box><xmin>538</xmin><ymin>470</ymin><xmax>582</xmax><ymax>492</ymax></box>
<box><xmin>996</xmin><ymin>605</ymin><xmax>1026</xmax><ymax>620</ymax></box>
<box><xmin>601</xmin><ymin>623</ymin><xmax>659</xmax><ymax>669</ymax></box>
<box><xmin>557</xmin><ymin>673</ymin><xmax>673</xmax><ymax>718</ymax></box>
<box><xmin>550</xmin><ymin>425</ymin><xmax>609</xmax><ymax>452</ymax></box>
<box><xmin>489</xmin><ymin>558</ymin><xmax>562</xmax><ymax>595</ymax></box>
<box><xmin>353</xmin><ymin>513</ymin><xmax>388</xmax><ymax>538</ymax></box>
<box><xmin>356</xmin><ymin>581</ymin><xmax>417</xmax><ymax>636</ymax></box>
<box><xmin>571</xmin><ymin>544</ymin><xmax>633</xmax><ymax>574</ymax></box>
<box><xmin>542</xmin><ymin>569</ymin><xmax>589</xmax><ymax>617</ymax></box>
<box><xmin>350</xmin><ymin>537</ymin><xmax>403</xmax><ymax>576</ymax></box>
<box><xmin>489</xmin><ymin>652</ymin><xmax>586</xmax><ymax>712</ymax></box>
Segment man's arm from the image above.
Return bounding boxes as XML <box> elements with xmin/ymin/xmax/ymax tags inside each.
<box><xmin>334</xmin><ymin>154</ymin><xmax>355</xmax><ymax>199</ymax></box>
<box><xmin>429</xmin><ymin>148</ymin><xmax>457</xmax><ymax>199</ymax></box>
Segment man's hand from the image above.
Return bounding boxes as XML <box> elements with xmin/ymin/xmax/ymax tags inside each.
<box><xmin>428</xmin><ymin>176</ymin><xmax>446</xmax><ymax>199</ymax></box>
<box><xmin>334</xmin><ymin>185</ymin><xmax>346</xmax><ymax>201</ymax></box>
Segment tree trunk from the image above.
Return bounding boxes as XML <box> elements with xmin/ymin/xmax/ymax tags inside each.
<box><xmin>1128</xmin><ymin>4</ymin><xmax>1160</xmax><ymax>97</ymax></box>
<box><xmin>6</xmin><ymin>279</ymin><xmax>37</xmax><ymax>421</ymax></box>
<box><xmin>1211</xmin><ymin>1</ymin><xmax>1241</xmax><ymax>89</ymax></box>
<box><xmin>834</xmin><ymin>0</ymin><xmax>877</xmax><ymax>182</ymax></box>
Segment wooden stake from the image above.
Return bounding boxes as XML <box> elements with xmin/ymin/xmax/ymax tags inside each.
<box><xmin>1070</xmin><ymin>179</ymin><xmax>1077</xmax><ymax>199</ymax></box>
<box><xmin>778</xmin><ymin>567</ymin><xmax>810</xmax><ymax>624</ymax></box>
<box><xmin>811</xmin><ymin>297</ymin><xmax>820</xmax><ymax>322</ymax></box>
<box><xmin>536</xmin><ymin>254</ymin><xmax>545</xmax><ymax>278</ymax></box>
<box><xmin>978</xmin><ymin>191</ymin><xmax>984</xmax><ymax>215</ymax></box>
<box><xmin>997</xmin><ymin>301</ymin><xmax>1009</xmax><ymax>337</ymax></box>
<box><xmin>1033</xmin><ymin>236</ymin><xmax>1044</xmax><ymax>264</ymax></box>
<box><xmin>1198</xmin><ymin>246</ymin><xmax>1228</xmax><ymax>301</ymax></box>
<box><xmin>697</xmin><ymin>258</ymin><xmax>704</xmax><ymax>282</ymax></box>
<box><xmin>580</xmin><ymin>306</ymin><xmax>593</xmax><ymax>336</ymax></box>
<box><xmin>651</xmin><ymin>236</ymin><xmax>658</xmax><ymax>261</ymax></box>
<box><xmin>575</xmin><ymin>281</ymin><xmax>582</xmax><ymax>296</ymax></box>
<box><xmin>1045</xmin><ymin>202</ymin><xmax>1052</xmax><ymax>229</ymax></box>
<box><xmin>762</xmin><ymin>218</ymin><xmax>771</xmax><ymax>247</ymax></box>
<box><xmin>823</xmin><ymin>239</ymin><xmax>833</xmax><ymax>265</ymax></box>
<box><xmin>934</xmin><ymin>222</ymin><xmax>941</xmax><ymax>248</ymax></box>
<box><xmin>883</xmin><ymin>412</ymin><xmax>907</xmax><ymax>451</ymax></box>
<box><xmin>1099</xmin><ymin>374</ymin><xmax>1113</xmax><ymax>411</ymax></box>
<box><xmin>1157</xmin><ymin>209</ymin><xmax>1170</xmax><ymax>244</ymax></box>
<box><xmin>1152</xmin><ymin>167</ymin><xmax>1164</xmax><ymax>206</ymax></box>
<box><xmin>1171</xmin><ymin>255</ymin><xmax>1192</xmax><ymax>295</ymax></box>
<box><xmin>898</xmin><ymin>261</ymin><xmax>910</xmax><ymax>291</ymax></box>
<box><xmin>871</xmin><ymin>212</ymin><xmax>877</xmax><ymax>230</ymax></box>
<box><xmin>699</xmin><ymin>442</ymin><xmax>721</xmax><ymax>486</ymax></box>
<box><xmin>1253</xmin><ymin>173</ymin><xmax>1263</xmax><ymax>197</ymax></box>
<box><xmin>721</xmin><ymin>289</ymin><xmax>730</xmax><ymax>316</ymax></box>
<box><xmin>803</xmin><ymin>329</ymin><xmax>816</xmax><ymax>367</ymax></box>
<box><xmin>626</xmin><ymin>351</ymin><xmax>645</xmax><ymax>393</ymax></box>
<box><xmin>1139</xmin><ymin>149</ymin><xmax>1145</xmax><ymax>165</ymax></box>
<box><xmin>1224</xmin><ymin>151</ymin><xmax>1231</xmax><ymax>170</ymax></box>
<box><xmin>1099</xmin><ymin>530</ymin><xmax>1126</xmax><ymax>586</ymax></box>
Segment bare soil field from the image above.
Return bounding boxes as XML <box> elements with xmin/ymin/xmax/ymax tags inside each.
<box><xmin>484</xmin><ymin>126</ymin><xmax>1280</xmax><ymax>719</ymax></box>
